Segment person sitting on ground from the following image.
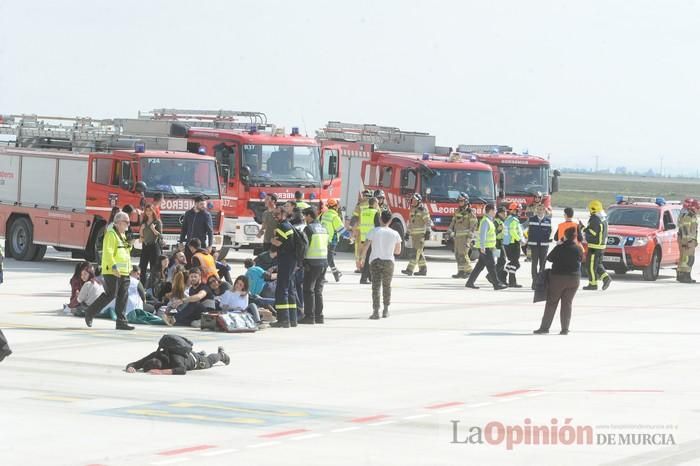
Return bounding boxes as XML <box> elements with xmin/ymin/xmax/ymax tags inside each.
<box><xmin>65</xmin><ymin>261</ymin><xmax>93</xmax><ymax>314</ymax></box>
<box><xmin>188</xmin><ymin>238</ymin><xmax>219</xmax><ymax>284</ymax></box>
<box><xmin>126</xmin><ymin>266</ymin><xmax>156</xmax><ymax>315</ymax></box>
<box><xmin>72</xmin><ymin>264</ymin><xmax>105</xmax><ymax>317</ymax></box>
<box><xmin>254</xmin><ymin>248</ymin><xmax>278</xmax><ymax>271</ymax></box>
<box><xmin>126</xmin><ymin>337</ymin><xmax>230</xmax><ymax>375</ymax></box>
<box><xmin>212</xmin><ymin>248</ymin><xmax>233</xmax><ymax>284</ymax></box>
<box><xmin>167</xmin><ymin>250</ymin><xmax>188</xmax><ymax>281</ymax></box>
<box><xmin>159</xmin><ymin>270</ymin><xmax>188</xmax><ymax>316</ymax></box>
<box><xmin>148</xmin><ymin>255</ymin><xmax>171</xmax><ymax>303</ymax></box>
<box><xmin>245</xmin><ymin>258</ymin><xmax>276</xmax><ymax>298</ymax></box>
<box><xmin>207</xmin><ymin>275</ymin><xmax>232</xmax><ymax>296</ymax></box>
<box><xmin>162</xmin><ymin>267</ymin><xmax>215</xmax><ymax>327</ymax></box>
<box><xmin>216</xmin><ymin>275</ymin><xmax>262</xmax><ymax>324</ymax></box>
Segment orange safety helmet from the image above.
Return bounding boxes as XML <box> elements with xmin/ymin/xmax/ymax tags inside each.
<box><xmin>508</xmin><ymin>202</ymin><xmax>520</xmax><ymax>211</ymax></box>
<box><xmin>326</xmin><ymin>198</ymin><xmax>339</xmax><ymax>208</ymax></box>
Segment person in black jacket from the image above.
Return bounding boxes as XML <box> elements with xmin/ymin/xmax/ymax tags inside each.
<box><xmin>126</xmin><ymin>345</ymin><xmax>230</xmax><ymax>375</ymax></box>
<box><xmin>179</xmin><ymin>196</ymin><xmax>214</xmax><ymax>251</ymax></box>
<box><xmin>534</xmin><ymin>227</ymin><xmax>583</xmax><ymax>335</ymax></box>
<box><xmin>527</xmin><ymin>207</ymin><xmax>552</xmax><ymax>289</ymax></box>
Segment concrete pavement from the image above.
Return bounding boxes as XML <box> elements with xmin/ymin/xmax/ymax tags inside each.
<box><xmin>1</xmin><ymin>248</ymin><xmax>699</xmax><ymax>465</ymax></box>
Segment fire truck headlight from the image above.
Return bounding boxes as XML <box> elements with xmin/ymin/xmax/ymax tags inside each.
<box><xmin>244</xmin><ymin>225</ymin><xmax>259</xmax><ymax>236</ymax></box>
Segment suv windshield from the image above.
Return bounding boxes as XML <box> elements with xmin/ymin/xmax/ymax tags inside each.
<box><xmin>426</xmin><ymin>169</ymin><xmax>495</xmax><ymax>202</ymax></box>
<box><xmin>502</xmin><ymin>165</ymin><xmax>549</xmax><ymax>195</ymax></box>
<box><xmin>140</xmin><ymin>158</ymin><xmax>219</xmax><ymax>196</ymax></box>
<box><xmin>608</xmin><ymin>208</ymin><xmax>660</xmax><ymax>228</ymax></box>
<box><xmin>242</xmin><ymin>144</ymin><xmax>321</xmax><ymax>185</ymax></box>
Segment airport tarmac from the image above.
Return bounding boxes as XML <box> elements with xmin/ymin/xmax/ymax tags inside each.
<box><xmin>1</xmin><ymin>248</ymin><xmax>699</xmax><ymax>466</ymax></box>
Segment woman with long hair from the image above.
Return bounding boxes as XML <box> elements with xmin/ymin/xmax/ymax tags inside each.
<box><xmin>139</xmin><ymin>204</ymin><xmax>163</xmax><ymax>287</ymax></box>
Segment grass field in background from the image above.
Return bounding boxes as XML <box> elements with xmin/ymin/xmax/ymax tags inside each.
<box><xmin>553</xmin><ymin>173</ymin><xmax>700</xmax><ymax>209</ymax></box>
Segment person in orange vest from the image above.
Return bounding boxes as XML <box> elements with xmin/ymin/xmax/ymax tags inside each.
<box><xmin>188</xmin><ymin>238</ymin><xmax>219</xmax><ymax>284</ymax></box>
<box><xmin>554</xmin><ymin>207</ymin><xmax>583</xmax><ymax>244</ymax></box>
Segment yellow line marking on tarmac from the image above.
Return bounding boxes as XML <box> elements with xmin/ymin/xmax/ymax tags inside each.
<box><xmin>125</xmin><ymin>409</ymin><xmax>266</xmax><ymax>425</ymax></box>
<box><xmin>31</xmin><ymin>395</ymin><xmax>85</xmax><ymax>402</ymax></box>
<box><xmin>167</xmin><ymin>402</ymin><xmax>309</xmax><ymax>417</ymax></box>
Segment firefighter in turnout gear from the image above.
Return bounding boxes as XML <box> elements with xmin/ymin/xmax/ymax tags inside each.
<box><xmin>351</xmin><ymin>189</ymin><xmax>373</xmax><ymax>271</ymax></box>
<box><xmin>320</xmin><ymin>198</ymin><xmax>351</xmax><ymax>282</ymax></box>
<box><xmin>582</xmin><ymin>200</ymin><xmax>611</xmax><ymax>291</ymax></box>
<box><xmin>401</xmin><ymin>193</ymin><xmax>432</xmax><ymax>276</ymax></box>
<box><xmin>447</xmin><ymin>192</ymin><xmax>478</xmax><ymax>278</ymax></box>
<box><xmin>374</xmin><ymin>190</ymin><xmax>392</xmax><ymax>215</ymax></box>
<box><xmin>525</xmin><ymin>191</ymin><xmax>552</xmax><ymax>218</ymax></box>
<box><xmin>503</xmin><ymin>202</ymin><xmax>525</xmax><ymax>287</ymax></box>
<box><xmin>359</xmin><ymin>198</ymin><xmax>380</xmax><ymax>284</ymax></box>
<box><xmin>677</xmin><ymin>198</ymin><xmax>699</xmax><ymax>283</ymax></box>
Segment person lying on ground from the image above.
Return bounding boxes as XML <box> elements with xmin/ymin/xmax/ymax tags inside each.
<box><xmin>125</xmin><ymin>337</ymin><xmax>229</xmax><ymax>375</ymax></box>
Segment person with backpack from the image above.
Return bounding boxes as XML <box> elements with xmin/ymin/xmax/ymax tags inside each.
<box><xmin>270</xmin><ymin>206</ymin><xmax>305</xmax><ymax>328</ymax></box>
<box><xmin>125</xmin><ymin>334</ymin><xmax>230</xmax><ymax>375</ymax></box>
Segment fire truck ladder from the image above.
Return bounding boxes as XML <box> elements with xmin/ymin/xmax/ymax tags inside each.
<box><xmin>316</xmin><ymin>121</ymin><xmax>431</xmax><ymax>146</ymax></box>
<box><xmin>0</xmin><ymin>114</ymin><xmax>125</xmax><ymax>152</ymax></box>
<box><xmin>139</xmin><ymin>108</ymin><xmax>271</xmax><ymax>131</ymax></box>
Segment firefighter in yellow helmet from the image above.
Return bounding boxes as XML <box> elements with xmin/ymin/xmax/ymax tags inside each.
<box><xmin>581</xmin><ymin>200</ymin><xmax>611</xmax><ymax>291</ymax></box>
<box><xmin>447</xmin><ymin>192</ymin><xmax>478</xmax><ymax>278</ymax></box>
<box><xmin>401</xmin><ymin>193</ymin><xmax>431</xmax><ymax>276</ymax></box>
<box><xmin>350</xmin><ymin>189</ymin><xmax>373</xmax><ymax>272</ymax></box>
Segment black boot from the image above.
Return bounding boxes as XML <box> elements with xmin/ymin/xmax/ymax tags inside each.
<box><xmin>382</xmin><ymin>307</ymin><xmax>389</xmax><ymax>318</ymax></box>
<box><xmin>533</xmin><ymin>328</ymin><xmax>549</xmax><ymax>334</ymax></box>
<box><xmin>401</xmin><ymin>269</ymin><xmax>413</xmax><ymax>276</ymax></box>
<box><xmin>270</xmin><ymin>310</ymin><xmax>291</xmax><ymax>328</ymax></box>
<box><xmin>332</xmin><ymin>270</ymin><xmax>342</xmax><ymax>282</ymax></box>
<box><xmin>602</xmin><ymin>275</ymin><xmax>612</xmax><ymax>290</ymax></box>
<box><xmin>508</xmin><ymin>275</ymin><xmax>523</xmax><ymax>288</ymax></box>
<box><xmin>218</xmin><ymin>346</ymin><xmax>231</xmax><ymax>365</ymax></box>
<box><xmin>452</xmin><ymin>271</ymin><xmax>464</xmax><ymax>278</ymax></box>
<box><xmin>414</xmin><ymin>266</ymin><xmax>427</xmax><ymax>276</ymax></box>
<box><xmin>298</xmin><ymin>316</ymin><xmax>316</xmax><ymax>325</ymax></box>
<box><xmin>116</xmin><ymin>321</ymin><xmax>135</xmax><ymax>331</ymax></box>
<box><xmin>369</xmin><ymin>311</ymin><xmax>380</xmax><ymax>320</ymax></box>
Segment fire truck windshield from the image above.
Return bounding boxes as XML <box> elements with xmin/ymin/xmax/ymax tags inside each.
<box><xmin>502</xmin><ymin>165</ymin><xmax>549</xmax><ymax>195</ymax></box>
<box><xmin>139</xmin><ymin>158</ymin><xmax>219</xmax><ymax>197</ymax></box>
<box><xmin>426</xmin><ymin>169</ymin><xmax>495</xmax><ymax>202</ymax></box>
<box><xmin>242</xmin><ymin>144</ymin><xmax>321</xmax><ymax>186</ymax></box>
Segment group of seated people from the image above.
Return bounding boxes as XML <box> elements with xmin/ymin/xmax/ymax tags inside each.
<box><xmin>63</xmin><ymin>238</ymin><xmax>282</xmax><ymax>330</ymax></box>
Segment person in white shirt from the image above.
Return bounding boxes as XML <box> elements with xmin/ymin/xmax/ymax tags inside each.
<box><xmin>359</xmin><ymin>210</ymin><xmax>402</xmax><ymax>320</ymax></box>
<box><xmin>217</xmin><ymin>276</ymin><xmax>261</xmax><ymax>324</ymax></box>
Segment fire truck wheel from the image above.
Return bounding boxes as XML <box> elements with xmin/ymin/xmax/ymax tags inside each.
<box><xmin>642</xmin><ymin>248</ymin><xmax>661</xmax><ymax>281</ymax></box>
<box><xmin>217</xmin><ymin>247</ymin><xmax>230</xmax><ymax>261</ymax></box>
<box><xmin>390</xmin><ymin>221</ymin><xmax>411</xmax><ymax>260</ymax></box>
<box><xmin>8</xmin><ymin>217</ymin><xmax>38</xmax><ymax>261</ymax></box>
<box><xmin>32</xmin><ymin>245</ymin><xmax>47</xmax><ymax>262</ymax></box>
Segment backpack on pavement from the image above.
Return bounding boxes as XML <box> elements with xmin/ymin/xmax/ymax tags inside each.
<box><xmin>157</xmin><ymin>334</ymin><xmax>193</xmax><ymax>356</ymax></box>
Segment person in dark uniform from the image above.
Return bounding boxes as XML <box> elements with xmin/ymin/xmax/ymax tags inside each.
<box><xmin>270</xmin><ymin>207</ymin><xmax>299</xmax><ymax>328</ymax></box>
<box><xmin>126</xmin><ymin>346</ymin><xmax>230</xmax><ymax>374</ymax></box>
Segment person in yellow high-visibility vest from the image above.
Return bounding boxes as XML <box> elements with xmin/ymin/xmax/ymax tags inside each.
<box><xmin>465</xmin><ymin>204</ymin><xmax>507</xmax><ymax>290</ymax></box>
<box><xmin>320</xmin><ymin>198</ymin><xmax>351</xmax><ymax>282</ymax></box>
<box><xmin>359</xmin><ymin>198</ymin><xmax>380</xmax><ymax>283</ymax></box>
<box><xmin>299</xmin><ymin>207</ymin><xmax>329</xmax><ymax>324</ymax></box>
<box><xmin>84</xmin><ymin>212</ymin><xmax>135</xmax><ymax>330</ymax></box>
<box><xmin>582</xmin><ymin>200</ymin><xmax>611</xmax><ymax>291</ymax></box>
<box><xmin>351</xmin><ymin>189</ymin><xmax>373</xmax><ymax>271</ymax></box>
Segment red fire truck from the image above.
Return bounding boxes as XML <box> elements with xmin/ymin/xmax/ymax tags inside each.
<box><xmin>0</xmin><ymin>116</ymin><xmax>224</xmax><ymax>261</ymax></box>
<box><xmin>114</xmin><ymin>109</ymin><xmax>340</xmax><ymax>258</ymax></box>
<box><xmin>317</xmin><ymin>122</ymin><xmax>496</xmax><ymax>251</ymax></box>
<box><xmin>456</xmin><ymin>145</ymin><xmax>560</xmax><ymax>216</ymax></box>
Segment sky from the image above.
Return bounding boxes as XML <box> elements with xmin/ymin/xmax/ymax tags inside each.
<box><xmin>1</xmin><ymin>0</ymin><xmax>699</xmax><ymax>175</ymax></box>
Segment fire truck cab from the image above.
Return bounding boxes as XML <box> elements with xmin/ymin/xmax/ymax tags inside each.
<box><xmin>317</xmin><ymin>122</ymin><xmax>496</xmax><ymax>252</ymax></box>
<box><xmin>456</xmin><ymin>145</ymin><xmax>560</xmax><ymax>217</ymax></box>
<box><xmin>0</xmin><ymin>146</ymin><xmax>223</xmax><ymax>262</ymax></box>
<box><xmin>600</xmin><ymin>196</ymin><xmax>683</xmax><ymax>281</ymax></box>
<box><xmin>117</xmin><ymin>110</ymin><xmax>339</xmax><ymax>258</ymax></box>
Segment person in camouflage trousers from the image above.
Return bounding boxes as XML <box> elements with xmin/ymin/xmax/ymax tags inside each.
<box><xmin>677</xmin><ymin>198</ymin><xmax>699</xmax><ymax>283</ymax></box>
<box><xmin>447</xmin><ymin>192</ymin><xmax>478</xmax><ymax>278</ymax></box>
<box><xmin>401</xmin><ymin>193</ymin><xmax>431</xmax><ymax>276</ymax></box>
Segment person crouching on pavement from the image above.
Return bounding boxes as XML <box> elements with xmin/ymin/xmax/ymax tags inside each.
<box><xmin>360</xmin><ymin>210</ymin><xmax>402</xmax><ymax>319</ymax></box>
<box><xmin>534</xmin><ymin>227</ymin><xmax>583</xmax><ymax>335</ymax></box>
